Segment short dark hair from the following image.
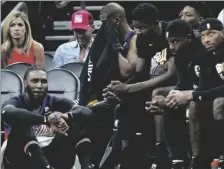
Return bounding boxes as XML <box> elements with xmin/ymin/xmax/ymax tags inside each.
<box><xmin>132</xmin><ymin>3</ymin><xmax>159</xmax><ymax>24</ymax></box>
<box><xmin>184</xmin><ymin>2</ymin><xmax>212</xmax><ymax>18</ymax></box>
<box><xmin>24</xmin><ymin>65</ymin><xmax>47</xmax><ymax>80</ymax></box>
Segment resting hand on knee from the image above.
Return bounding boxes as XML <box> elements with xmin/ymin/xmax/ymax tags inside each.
<box><xmin>166</xmin><ymin>91</ymin><xmax>193</xmax><ymax>108</ymax></box>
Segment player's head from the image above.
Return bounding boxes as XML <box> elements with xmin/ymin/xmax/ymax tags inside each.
<box><xmin>166</xmin><ymin>19</ymin><xmax>194</xmax><ymax>55</ymax></box>
<box><xmin>24</xmin><ymin>65</ymin><xmax>48</xmax><ymax>101</ymax></box>
<box><xmin>199</xmin><ymin>18</ymin><xmax>224</xmax><ymax>50</ymax></box>
<box><xmin>132</xmin><ymin>3</ymin><xmax>160</xmax><ymax>35</ymax></box>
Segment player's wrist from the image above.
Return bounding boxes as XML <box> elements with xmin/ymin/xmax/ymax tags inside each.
<box><xmin>186</xmin><ymin>91</ymin><xmax>193</xmax><ymax>101</ymax></box>
<box><xmin>43</xmin><ymin>115</ymin><xmax>50</xmax><ymax>126</ymax></box>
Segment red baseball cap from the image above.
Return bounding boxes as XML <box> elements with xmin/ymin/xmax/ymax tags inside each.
<box><xmin>71</xmin><ymin>10</ymin><xmax>94</xmax><ymax>30</ymax></box>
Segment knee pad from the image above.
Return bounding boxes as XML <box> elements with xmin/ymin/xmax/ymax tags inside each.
<box><xmin>213</xmin><ymin>97</ymin><xmax>224</xmax><ymax>120</ymax></box>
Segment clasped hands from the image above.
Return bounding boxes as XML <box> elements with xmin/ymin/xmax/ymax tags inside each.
<box><xmin>47</xmin><ymin>112</ymin><xmax>70</xmax><ymax>136</ymax></box>
<box><xmin>146</xmin><ymin>90</ymin><xmax>193</xmax><ymax>115</ymax></box>
<box><xmin>102</xmin><ymin>80</ymin><xmax>127</xmax><ymax>104</ymax></box>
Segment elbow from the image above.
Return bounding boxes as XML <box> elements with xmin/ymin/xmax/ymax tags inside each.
<box><xmin>2</xmin><ymin>106</ymin><xmax>14</xmax><ymax>125</ymax></box>
<box><xmin>121</xmin><ymin>72</ymin><xmax>132</xmax><ymax>80</ymax></box>
<box><xmin>120</xmin><ymin>70</ymin><xmax>134</xmax><ymax>81</ymax></box>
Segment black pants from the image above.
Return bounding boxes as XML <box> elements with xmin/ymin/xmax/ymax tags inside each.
<box><xmin>189</xmin><ymin>97</ymin><xmax>224</xmax><ymax>161</ymax></box>
<box><xmin>163</xmin><ymin>108</ymin><xmax>189</xmax><ymax>160</ymax></box>
<box><xmin>151</xmin><ymin>87</ymin><xmax>190</xmax><ymax>161</ymax></box>
<box><xmin>88</xmin><ymin>102</ymin><xmax>116</xmax><ymax>168</ymax></box>
<box><xmin>116</xmin><ymin>96</ymin><xmax>156</xmax><ymax>169</ymax></box>
<box><xmin>3</xmin><ymin>106</ymin><xmax>92</xmax><ymax>169</ymax></box>
<box><xmin>151</xmin><ymin>86</ymin><xmax>175</xmax><ymax>144</ymax></box>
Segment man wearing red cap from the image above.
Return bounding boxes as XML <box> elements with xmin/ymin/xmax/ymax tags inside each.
<box><xmin>51</xmin><ymin>10</ymin><xmax>95</xmax><ymax>68</ymax></box>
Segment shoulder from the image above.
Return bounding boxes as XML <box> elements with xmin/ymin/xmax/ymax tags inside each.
<box><xmin>33</xmin><ymin>40</ymin><xmax>44</xmax><ymax>53</ymax></box>
<box><xmin>2</xmin><ymin>94</ymin><xmax>24</xmax><ymax>108</ymax></box>
<box><xmin>194</xmin><ymin>41</ymin><xmax>208</xmax><ymax>63</ymax></box>
<box><xmin>55</xmin><ymin>41</ymin><xmax>78</xmax><ymax>54</ymax></box>
<box><xmin>51</xmin><ymin>96</ymin><xmax>75</xmax><ymax>111</ymax></box>
<box><xmin>59</xmin><ymin>41</ymin><xmax>78</xmax><ymax>50</ymax></box>
<box><xmin>160</xmin><ymin>20</ymin><xmax>168</xmax><ymax>31</ymax></box>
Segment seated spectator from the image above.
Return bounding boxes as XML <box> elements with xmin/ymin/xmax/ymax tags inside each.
<box><xmin>51</xmin><ymin>10</ymin><xmax>95</xmax><ymax>68</ymax></box>
<box><xmin>2</xmin><ymin>65</ymin><xmax>95</xmax><ymax>169</ymax></box>
<box><xmin>1</xmin><ymin>11</ymin><xmax>44</xmax><ymax>68</ymax></box>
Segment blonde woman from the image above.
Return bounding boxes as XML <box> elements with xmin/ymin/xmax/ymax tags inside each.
<box><xmin>1</xmin><ymin>11</ymin><xmax>44</xmax><ymax>68</ymax></box>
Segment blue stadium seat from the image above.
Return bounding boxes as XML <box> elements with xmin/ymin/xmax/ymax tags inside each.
<box><xmin>1</xmin><ymin>69</ymin><xmax>24</xmax><ymax>105</ymax></box>
<box><xmin>4</xmin><ymin>62</ymin><xmax>33</xmax><ymax>78</ymax></box>
<box><xmin>44</xmin><ymin>52</ymin><xmax>54</xmax><ymax>70</ymax></box>
<box><xmin>60</xmin><ymin>62</ymin><xmax>84</xmax><ymax>78</ymax></box>
<box><xmin>47</xmin><ymin>68</ymin><xmax>81</xmax><ymax>100</ymax></box>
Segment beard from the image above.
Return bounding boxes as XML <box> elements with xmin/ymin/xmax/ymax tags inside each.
<box><xmin>26</xmin><ymin>85</ymin><xmax>47</xmax><ymax>102</ymax></box>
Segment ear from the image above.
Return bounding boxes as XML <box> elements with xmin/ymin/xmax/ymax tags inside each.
<box><xmin>91</xmin><ymin>24</ymin><xmax>95</xmax><ymax>32</ymax></box>
<box><xmin>24</xmin><ymin>80</ymin><xmax>27</xmax><ymax>88</ymax></box>
<box><xmin>199</xmin><ymin>17</ymin><xmax>204</xmax><ymax>24</ymax></box>
<box><xmin>221</xmin><ymin>29</ymin><xmax>224</xmax><ymax>38</ymax></box>
<box><xmin>115</xmin><ymin>17</ymin><xmax>120</xmax><ymax>25</ymax></box>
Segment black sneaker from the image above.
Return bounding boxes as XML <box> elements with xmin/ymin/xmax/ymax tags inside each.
<box><xmin>151</xmin><ymin>163</ymin><xmax>158</xmax><ymax>169</ymax></box>
<box><xmin>87</xmin><ymin>164</ymin><xmax>95</xmax><ymax>169</ymax></box>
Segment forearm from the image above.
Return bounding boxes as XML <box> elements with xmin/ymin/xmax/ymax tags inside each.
<box><xmin>126</xmin><ymin>72</ymin><xmax>176</xmax><ymax>94</ymax></box>
<box><xmin>2</xmin><ymin>106</ymin><xmax>47</xmax><ymax>126</ymax></box>
<box><xmin>192</xmin><ymin>85</ymin><xmax>224</xmax><ymax>101</ymax></box>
